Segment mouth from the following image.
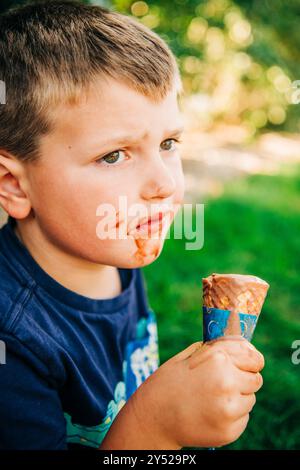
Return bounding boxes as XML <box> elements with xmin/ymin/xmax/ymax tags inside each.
<box><xmin>136</xmin><ymin>212</ymin><xmax>163</xmax><ymax>229</ymax></box>
<box><xmin>129</xmin><ymin>210</ymin><xmax>173</xmax><ymax>237</ymax></box>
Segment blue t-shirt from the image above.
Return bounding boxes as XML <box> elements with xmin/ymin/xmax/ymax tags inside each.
<box><xmin>0</xmin><ymin>217</ymin><xmax>160</xmax><ymax>450</ymax></box>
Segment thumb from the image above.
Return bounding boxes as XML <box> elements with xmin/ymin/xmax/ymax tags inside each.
<box><xmin>169</xmin><ymin>342</ymin><xmax>203</xmax><ymax>363</ymax></box>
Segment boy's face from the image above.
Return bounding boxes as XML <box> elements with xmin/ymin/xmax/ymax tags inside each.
<box><xmin>24</xmin><ymin>77</ymin><xmax>185</xmax><ymax>268</ymax></box>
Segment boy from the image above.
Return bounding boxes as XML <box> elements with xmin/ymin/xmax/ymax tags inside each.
<box><xmin>0</xmin><ymin>0</ymin><xmax>264</xmax><ymax>450</ymax></box>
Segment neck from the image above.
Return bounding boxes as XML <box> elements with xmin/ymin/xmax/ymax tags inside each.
<box><xmin>14</xmin><ymin>218</ymin><xmax>122</xmax><ymax>299</ymax></box>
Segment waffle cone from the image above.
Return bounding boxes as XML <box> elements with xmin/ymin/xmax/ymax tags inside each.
<box><xmin>202</xmin><ymin>273</ymin><xmax>269</xmax><ymax>337</ymax></box>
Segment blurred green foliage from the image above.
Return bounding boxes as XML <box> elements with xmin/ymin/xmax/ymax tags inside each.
<box><xmin>110</xmin><ymin>0</ymin><xmax>300</xmax><ymax>136</ymax></box>
<box><xmin>143</xmin><ymin>168</ymin><xmax>300</xmax><ymax>449</ymax></box>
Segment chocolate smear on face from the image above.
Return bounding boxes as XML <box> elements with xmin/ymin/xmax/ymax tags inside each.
<box><xmin>133</xmin><ymin>216</ymin><xmax>164</xmax><ymax>264</ymax></box>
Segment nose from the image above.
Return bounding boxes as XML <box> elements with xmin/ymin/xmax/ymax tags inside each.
<box><xmin>139</xmin><ymin>156</ymin><xmax>177</xmax><ymax>201</ymax></box>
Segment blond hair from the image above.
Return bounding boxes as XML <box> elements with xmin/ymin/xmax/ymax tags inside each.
<box><xmin>0</xmin><ymin>0</ymin><xmax>182</xmax><ymax>162</ymax></box>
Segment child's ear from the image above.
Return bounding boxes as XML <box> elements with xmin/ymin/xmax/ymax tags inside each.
<box><xmin>0</xmin><ymin>152</ymin><xmax>32</xmax><ymax>219</ymax></box>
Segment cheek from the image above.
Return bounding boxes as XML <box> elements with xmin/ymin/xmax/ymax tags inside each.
<box><xmin>32</xmin><ymin>163</ymin><xmax>127</xmax><ymax>219</ymax></box>
<box><xmin>172</xmin><ymin>159</ymin><xmax>185</xmax><ymax>205</ymax></box>
<box><xmin>30</xmin><ymin>167</ymin><xmax>121</xmax><ymax>249</ymax></box>
<box><xmin>28</xmin><ymin>166</ymin><xmax>140</xmax><ymax>265</ymax></box>
<box><xmin>32</xmin><ymin>171</ymin><xmax>93</xmax><ymax>222</ymax></box>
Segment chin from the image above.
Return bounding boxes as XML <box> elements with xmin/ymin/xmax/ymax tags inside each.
<box><xmin>84</xmin><ymin>236</ymin><xmax>165</xmax><ymax>269</ymax></box>
<box><xmin>114</xmin><ymin>240</ymin><xmax>164</xmax><ymax>269</ymax></box>
<box><xmin>131</xmin><ymin>237</ymin><xmax>163</xmax><ymax>266</ymax></box>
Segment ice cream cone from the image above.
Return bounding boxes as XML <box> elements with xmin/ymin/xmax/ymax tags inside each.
<box><xmin>202</xmin><ymin>273</ymin><xmax>269</xmax><ymax>342</ymax></box>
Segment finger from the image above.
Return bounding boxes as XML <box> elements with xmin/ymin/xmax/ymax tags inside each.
<box><xmin>189</xmin><ymin>339</ymin><xmax>264</xmax><ymax>373</ymax></box>
<box><xmin>207</xmin><ymin>338</ymin><xmax>264</xmax><ymax>372</ymax></box>
<box><xmin>171</xmin><ymin>342</ymin><xmax>203</xmax><ymax>363</ymax></box>
<box><xmin>235</xmin><ymin>370</ymin><xmax>263</xmax><ymax>394</ymax></box>
<box><xmin>228</xmin><ymin>346</ymin><xmax>265</xmax><ymax>373</ymax></box>
<box><xmin>223</xmin><ymin>394</ymin><xmax>255</xmax><ymax>424</ymax></box>
<box><xmin>240</xmin><ymin>393</ymin><xmax>257</xmax><ymax>414</ymax></box>
<box><xmin>222</xmin><ymin>413</ymin><xmax>251</xmax><ymax>446</ymax></box>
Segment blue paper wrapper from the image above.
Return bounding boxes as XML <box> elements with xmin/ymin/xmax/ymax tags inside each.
<box><xmin>203</xmin><ymin>306</ymin><xmax>258</xmax><ymax>342</ymax></box>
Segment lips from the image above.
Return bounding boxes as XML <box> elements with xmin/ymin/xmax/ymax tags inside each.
<box><xmin>136</xmin><ymin>212</ymin><xmax>164</xmax><ymax>229</ymax></box>
<box><xmin>128</xmin><ymin>210</ymin><xmax>174</xmax><ymax>236</ymax></box>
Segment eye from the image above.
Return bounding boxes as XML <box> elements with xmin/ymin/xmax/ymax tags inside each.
<box><xmin>95</xmin><ymin>137</ymin><xmax>182</xmax><ymax>166</ymax></box>
<box><xmin>95</xmin><ymin>150</ymin><xmax>127</xmax><ymax>166</ymax></box>
<box><xmin>160</xmin><ymin>138</ymin><xmax>182</xmax><ymax>152</ymax></box>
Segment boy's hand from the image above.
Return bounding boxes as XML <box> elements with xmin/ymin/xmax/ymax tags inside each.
<box><xmin>130</xmin><ymin>338</ymin><xmax>264</xmax><ymax>449</ymax></box>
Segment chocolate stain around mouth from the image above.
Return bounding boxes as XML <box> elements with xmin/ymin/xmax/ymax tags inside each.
<box><xmin>133</xmin><ymin>216</ymin><xmax>164</xmax><ymax>264</ymax></box>
<box><xmin>113</xmin><ymin>209</ymin><xmax>170</xmax><ymax>264</ymax></box>
<box><xmin>134</xmin><ymin>238</ymin><xmax>160</xmax><ymax>264</ymax></box>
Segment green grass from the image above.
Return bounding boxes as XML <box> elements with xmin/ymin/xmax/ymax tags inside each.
<box><xmin>143</xmin><ymin>168</ymin><xmax>300</xmax><ymax>450</ymax></box>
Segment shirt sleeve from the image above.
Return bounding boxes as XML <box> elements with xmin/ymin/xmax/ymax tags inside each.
<box><xmin>0</xmin><ymin>334</ymin><xmax>67</xmax><ymax>450</ymax></box>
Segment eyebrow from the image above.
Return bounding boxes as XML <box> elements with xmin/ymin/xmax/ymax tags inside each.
<box><xmin>103</xmin><ymin>126</ymin><xmax>185</xmax><ymax>146</ymax></box>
